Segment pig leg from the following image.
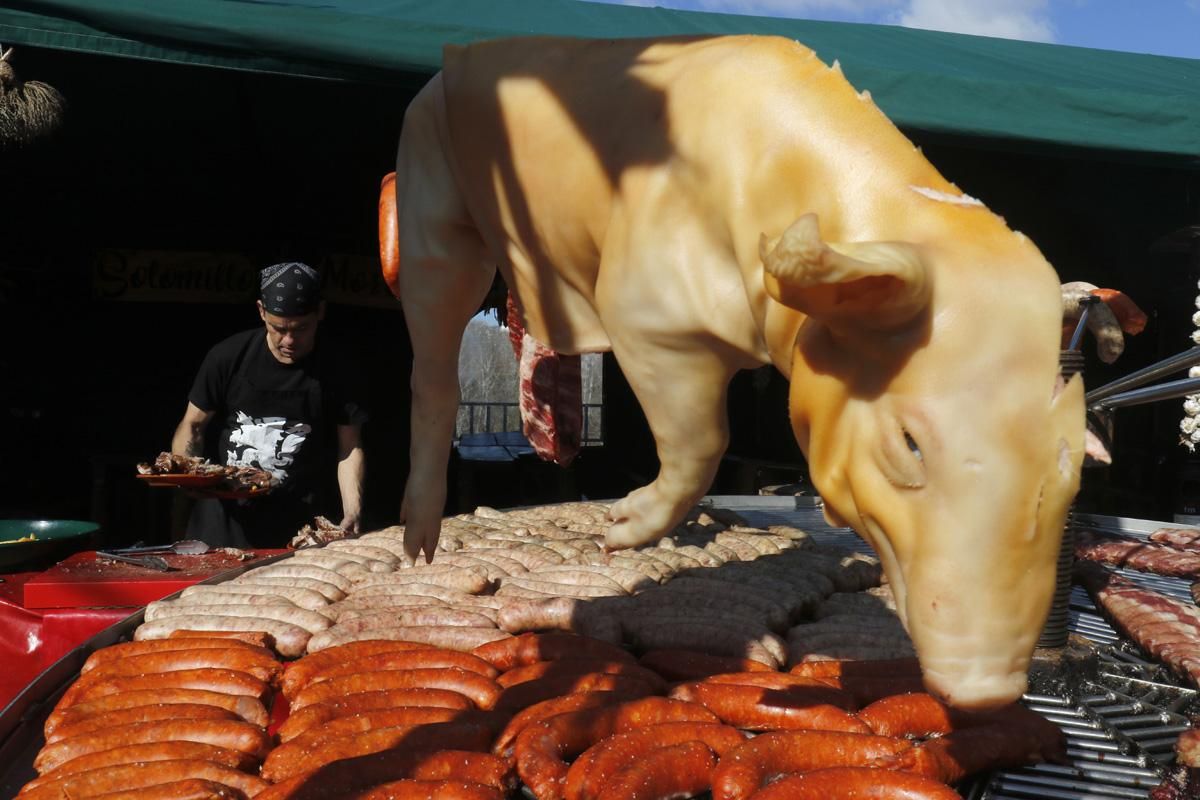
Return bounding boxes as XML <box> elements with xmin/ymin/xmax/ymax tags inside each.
<box><xmin>395</xmin><ymin>74</ymin><xmax>494</xmax><ymax>563</ymax></box>
<box><xmin>603</xmin><ymin>334</ymin><xmax>742</xmax><ymax>550</ymax></box>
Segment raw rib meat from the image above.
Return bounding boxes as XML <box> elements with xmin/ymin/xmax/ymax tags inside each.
<box><xmin>506</xmin><ymin>295</ymin><xmax>582</xmax><ymax>467</ymax></box>
<box><xmin>1074</xmin><ymin>530</ymin><xmax>1200</xmax><ymax>579</ymax></box>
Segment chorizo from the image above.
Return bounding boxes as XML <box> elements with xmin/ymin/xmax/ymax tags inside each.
<box><xmin>495</xmin><ymin>672</ymin><xmax>662</xmax><ymax>714</ymax></box>
<box><xmin>65</xmin><ymin>648</ymin><xmax>280</xmax><ymax>700</ymax></box>
<box><xmin>34</xmin><ymin>718</ymin><xmax>271</xmax><ymax>774</ymax></box>
<box><xmin>282</xmin><ymin>707</ymin><xmax>486</xmax><ymax>754</ymax></box>
<box><xmin>47</xmin><ymin>689</ymin><xmax>268</xmax><ymax>734</ymax></box>
<box><xmin>18</xmin><ymin>759</ymin><xmax>268</xmax><ymax>800</ymax></box>
<box><xmin>496</xmin><ymin>659</ymin><xmax>665</xmax><ymax>691</ymax></box>
<box><xmin>279</xmin><ymin>688</ymin><xmax>474</xmax><ymax>742</ymax></box>
<box><xmin>709</xmin><ymin>731</ymin><xmax>915</xmax><ymax>800</ymax></box>
<box><xmin>493</xmin><ymin>690</ymin><xmax>651</xmax><ymax>761</ymax></box>
<box><xmin>348</xmin><ymin>780</ymin><xmax>503</xmax><ymax>800</ymax></box>
<box><xmin>306</xmin><ymin>649</ymin><xmax>499</xmax><ymax>686</ymax></box>
<box><xmin>787</xmin><ymin>657</ymin><xmax>921</xmax><ymax>680</ymax></box>
<box><xmin>745</xmin><ymin>767</ymin><xmax>962</xmax><ymax>800</ymax></box>
<box><xmin>566</xmin><ymin>722</ymin><xmax>745</xmax><ymax>800</ymax></box>
<box><xmin>45</xmin><ymin>702</ymin><xmax>241</xmax><ymax>744</ymax></box>
<box><xmin>291</xmin><ymin>667</ymin><xmax>501</xmax><ymax>711</ymax></box>
<box><xmin>56</xmin><ymin>668</ymin><xmax>270</xmax><ymax>710</ymax></box>
<box><xmin>81</xmin><ymin>638</ymin><xmax>273</xmax><ymax>673</ymax></box>
<box><xmin>668</xmin><ymin>683</ymin><xmax>867</xmax><ymax>733</ymax></box>
<box><xmin>593</xmin><ymin>740</ymin><xmax>717</xmax><ymax>800</ymax></box>
<box><xmin>473</xmin><ymin>632</ymin><xmax>635</xmax><ymax>671</ymax></box>
<box><xmin>20</xmin><ymin>742</ymin><xmax>256</xmax><ymax>789</ymax></box>
<box><xmin>408</xmin><ymin>751</ymin><xmax>517</xmax><ymax>792</ymax></box>
<box><xmin>638</xmin><ymin>649</ymin><xmax>774</xmax><ymax>682</ymax></box>
<box><xmin>87</xmin><ymin>780</ymin><xmax>247</xmax><ymax>800</ymax></box>
<box><xmin>281</xmin><ymin>640</ymin><xmax>434</xmax><ymax>697</ymax></box>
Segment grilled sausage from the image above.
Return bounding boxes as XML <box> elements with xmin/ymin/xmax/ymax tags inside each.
<box><xmin>306</xmin><ymin>650</ymin><xmax>499</xmax><ymax>688</ymax></box>
<box><xmin>668</xmin><ymin>683</ymin><xmax>867</xmax><ymax>733</ymax></box>
<box><xmin>55</xmin><ymin>668</ymin><xmax>270</xmax><ymax>711</ymax></box>
<box><xmin>496</xmin><ymin>659</ymin><xmax>665</xmax><ymax>691</ymax></box>
<box><xmin>65</xmin><ymin>649</ymin><xmax>280</xmax><ymax>701</ymax></box>
<box><xmin>495</xmin><ymin>672</ymin><xmax>663</xmax><ymax>714</ymax></box>
<box><xmin>81</xmin><ymin>639</ymin><xmax>274</xmax><ymax>674</ymax></box>
<box><xmin>493</xmin><ymin>690</ymin><xmax>652</xmax><ymax>761</ymax></box>
<box><xmin>638</xmin><ymin>650</ymin><xmax>775</xmax><ymax>682</ymax></box>
<box><xmin>281</xmin><ymin>640</ymin><xmax>435</xmax><ymax>697</ymax></box>
<box><xmin>20</xmin><ymin>742</ymin><xmax>256</xmax><ymax>789</ymax></box>
<box><xmin>47</xmin><ymin>689</ymin><xmax>269</xmax><ymax>734</ymax></box>
<box><xmin>348</xmin><ymin>780</ymin><xmax>503</xmax><ymax>800</ymax></box>
<box><xmin>18</xmin><ymin>759</ymin><xmax>269</xmax><ymax>800</ymax></box>
<box><xmin>291</xmin><ymin>667</ymin><xmax>501</xmax><ymax>711</ymax></box>
<box><xmin>34</xmin><ymin>719</ymin><xmax>271</xmax><ymax>774</ymax></box>
<box><xmin>745</xmin><ymin>767</ymin><xmax>962</xmax><ymax>800</ymax></box>
<box><xmin>279</xmin><ymin>689</ymin><xmax>475</xmax><ymax>742</ymax></box>
<box><xmin>45</xmin><ymin>702</ymin><xmax>241</xmax><ymax>744</ymax></box>
<box><xmin>87</xmin><ymin>779</ymin><xmax>248</xmax><ymax>799</ymax></box>
<box><xmin>473</xmin><ymin>633</ymin><xmax>636</xmax><ymax>671</ymax></box>
<box><xmin>593</xmin><ymin>740</ymin><xmax>717</xmax><ymax>800</ymax></box>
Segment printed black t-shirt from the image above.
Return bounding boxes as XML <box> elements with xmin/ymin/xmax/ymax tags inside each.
<box><xmin>188</xmin><ymin>328</ymin><xmax>367</xmax><ymax>505</ymax></box>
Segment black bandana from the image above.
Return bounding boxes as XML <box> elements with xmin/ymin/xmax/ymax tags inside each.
<box><xmin>260</xmin><ymin>262</ymin><xmax>321</xmax><ymax>316</ymax></box>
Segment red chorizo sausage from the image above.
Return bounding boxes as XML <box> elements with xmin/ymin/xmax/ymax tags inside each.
<box><xmin>514</xmin><ymin>697</ymin><xmax>717</xmax><ymax>800</ymax></box>
<box><xmin>638</xmin><ymin>649</ymin><xmax>775</xmax><ymax>681</ymax></box>
<box><xmin>55</xmin><ymin>668</ymin><xmax>270</xmax><ymax>711</ymax></box>
<box><xmin>857</xmin><ymin>693</ymin><xmax>957</xmax><ymax>738</ymax></box>
<box><xmin>497</xmin><ymin>659</ymin><xmax>665</xmax><ymax>691</ymax></box>
<box><xmin>278</xmin><ymin>688</ymin><xmax>474</xmax><ymax>742</ymax></box>
<box><xmin>47</xmin><ymin>689</ymin><xmax>269</xmax><ymax>734</ymax></box>
<box><xmin>472</xmin><ymin>633</ymin><xmax>635</xmax><ymax>671</ymax></box>
<box><xmin>281</xmin><ymin>707</ymin><xmax>485</xmax><ymax>754</ymax></box>
<box><xmin>17</xmin><ymin>759</ymin><xmax>269</xmax><ymax>800</ymax></box>
<box><xmin>34</xmin><ymin>719</ymin><xmax>271</xmax><ymax>775</ymax></box>
<box><xmin>81</xmin><ymin>639</ymin><xmax>274</xmax><ymax>673</ymax></box>
<box><xmin>495</xmin><ymin>673</ymin><xmax>661</xmax><ymax>714</ymax></box>
<box><xmin>62</xmin><ymin>650</ymin><xmax>279</xmax><ymax>706</ymax></box>
<box><xmin>903</xmin><ymin>713</ymin><xmax>1067</xmax><ymax>784</ymax></box>
<box><xmin>281</xmin><ymin>640</ymin><xmax>436</xmax><ymax>698</ymax></box>
<box><xmin>291</xmin><ymin>668</ymin><xmax>501</xmax><ymax>711</ymax></box>
<box><xmin>566</xmin><ymin>721</ymin><xmax>745</xmax><ymax>800</ymax></box>
<box><xmin>668</xmin><ymin>682</ymin><xmax>865</xmax><ymax>732</ymax></box>
<box><xmin>709</xmin><ymin>730</ymin><xmax>916</xmax><ymax>800</ymax></box>
<box><xmin>787</xmin><ymin>658</ymin><xmax>922</xmax><ymax>680</ymax></box>
<box><xmin>45</xmin><ymin>702</ymin><xmax>241</xmax><ymax>743</ymax></box>
<box><xmin>745</xmin><ymin>767</ymin><xmax>963</xmax><ymax>800</ymax></box>
<box><xmin>88</xmin><ymin>779</ymin><xmax>247</xmax><ymax>799</ymax></box>
<box><xmin>379</xmin><ymin>172</ymin><xmax>400</xmax><ymax>297</ymax></box>
<box><xmin>594</xmin><ymin>740</ymin><xmax>717</xmax><ymax>800</ymax></box>
<box><xmin>349</xmin><ymin>779</ymin><xmax>503</xmax><ymax>800</ymax></box>
<box><xmin>168</xmin><ymin>629</ymin><xmax>274</xmax><ymax>648</ymax></box>
<box><xmin>308</xmin><ymin>649</ymin><xmax>499</xmax><ymax>686</ymax></box>
<box><xmin>701</xmin><ymin>672</ymin><xmax>851</xmax><ymax>694</ymax></box>
<box><xmin>21</xmin><ymin>742</ymin><xmax>257</xmax><ymax>790</ymax></box>
<box><xmin>492</xmin><ymin>690</ymin><xmax>650</xmax><ymax>761</ymax></box>
<box><xmin>408</xmin><ymin>751</ymin><xmax>517</xmax><ymax>793</ymax></box>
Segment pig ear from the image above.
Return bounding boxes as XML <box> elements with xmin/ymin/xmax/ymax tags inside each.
<box><xmin>760</xmin><ymin>214</ymin><xmax>931</xmax><ymax>328</ymax></box>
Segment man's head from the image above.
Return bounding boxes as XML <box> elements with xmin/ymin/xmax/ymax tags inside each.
<box><xmin>258</xmin><ymin>262</ymin><xmax>325</xmax><ymax>364</ymax></box>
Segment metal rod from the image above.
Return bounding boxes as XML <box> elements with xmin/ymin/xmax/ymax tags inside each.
<box><xmin>1091</xmin><ymin>376</ymin><xmax>1200</xmax><ymax>410</ymax></box>
<box><xmin>1085</xmin><ymin>346</ymin><xmax>1200</xmax><ymax>405</ymax></box>
<box><xmin>1068</xmin><ymin>296</ymin><xmax>1098</xmax><ymax>351</ymax></box>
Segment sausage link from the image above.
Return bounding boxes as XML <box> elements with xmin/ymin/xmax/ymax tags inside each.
<box><xmin>21</xmin><ymin>743</ymin><xmax>256</xmax><ymax>790</ymax></box>
<box><xmin>593</xmin><ymin>740</ymin><xmax>717</xmax><ymax>800</ymax></box>
<box><xmin>81</xmin><ymin>639</ymin><xmax>274</xmax><ymax>673</ymax></box>
<box><xmin>34</xmin><ymin>718</ymin><xmax>271</xmax><ymax>774</ymax></box>
<box><xmin>497</xmin><ymin>659</ymin><xmax>665</xmax><ymax>691</ymax></box>
<box><xmin>281</xmin><ymin>641</ymin><xmax>436</xmax><ymax>698</ymax></box>
<box><xmin>279</xmin><ymin>689</ymin><xmax>474</xmax><ymax>742</ymax></box>
<box><xmin>408</xmin><ymin>751</ymin><xmax>517</xmax><ymax>792</ymax></box>
<box><xmin>902</xmin><ymin>713</ymin><xmax>1067</xmax><ymax>784</ymax></box>
<box><xmin>566</xmin><ymin>722</ymin><xmax>745</xmax><ymax>800</ymax></box>
<box><xmin>349</xmin><ymin>779</ymin><xmax>503</xmax><ymax>800</ymax></box>
<box><xmin>638</xmin><ymin>650</ymin><xmax>775</xmax><ymax>682</ymax></box>
<box><xmin>291</xmin><ymin>667</ymin><xmax>501</xmax><ymax>711</ymax></box>
<box><xmin>281</xmin><ymin>707</ymin><xmax>481</xmax><ymax>755</ymax></box>
<box><xmin>701</xmin><ymin>672</ymin><xmax>851</xmax><ymax>694</ymax></box>
<box><xmin>514</xmin><ymin>697</ymin><xmax>717</xmax><ymax>800</ymax></box>
<box><xmin>55</xmin><ymin>668</ymin><xmax>270</xmax><ymax>712</ymax></box>
<box><xmin>307</xmin><ymin>625</ymin><xmax>509</xmax><ymax>654</ymax></box>
<box><xmin>668</xmin><ymin>683</ymin><xmax>867</xmax><ymax>733</ymax></box>
<box><xmin>166</xmin><ymin>629</ymin><xmax>274</xmax><ymax>647</ymax></box>
<box><xmin>179</xmin><ymin>584</ymin><xmax>331</xmax><ymax>611</ymax></box>
<box><xmin>746</xmin><ymin>767</ymin><xmax>962</xmax><ymax>800</ymax></box>
<box><xmin>135</xmin><ymin>615</ymin><xmax>311</xmax><ymax>658</ymax></box>
<box><xmin>493</xmin><ymin>690</ymin><xmax>651</xmax><ymax>762</ymax></box>
<box><xmin>88</xmin><ymin>779</ymin><xmax>247</xmax><ymax>799</ymax></box>
<box><xmin>709</xmin><ymin>731</ymin><xmax>915</xmax><ymax>800</ymax></box>
<box><xmin>66</xmin><ymin>649</ymin><xmax>280</xmax><ymax>702</ymax></box>
<box><xmin>495</xmin><ymin>673</ymin><xmax>662</xmax><ymax>714</ymax></box>
<box><xmin>473</xmin><ymin>633</ymin><xmax>635</xmax><ymax>671</ymax></box>
<box><xmin>46</xmin><ymin>702</ymin><xmax>240</xmax><ymax>744</ymax></box>
<box><xmin>18</xmin><ymin>759</ymin><xmax>268</xmax><ymax>800</ymax></box>
<box><xmin>145</xmin><ymin>601</ymin><xmax>332</xmax><ymax>636</ymax></box>
<box><xmin>47</xmin><ymin>689</ymin><xmax>268</xmax><ymax>734</ymax></box>
<box><xmin>260</xmin><ymin>719</ymin><xmax>492</xmax><ymax>783</ymax></box>
<box><xmin>379</xmin><ymin>172</ymin><xmax>400</xmax><ymax>295</ymax></box>
<box><xmin>233</xmin><ymin>564</ymin><xmax>353</xmax><ymax>593</ymax></box>
<box><xmin>307</xmin><ymin>650</ymin><xmax>498</xmax><ymax>688</ymax></box>
<box><xmin>787</xmin><ymin>658</ymin><xmax>922</xmax><ymax>680</ymax></box>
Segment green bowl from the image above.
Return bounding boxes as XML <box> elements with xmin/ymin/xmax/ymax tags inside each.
<box><xmin>0</xmin><ymin>519</ymin><xmax>100</xmax><ymax>571</ymax></box>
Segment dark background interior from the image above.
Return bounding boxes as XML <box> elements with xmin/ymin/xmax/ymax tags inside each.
<box><xmin>2</xmin><ymin>46</ymin><xmax>1198</xmax><ymax>549</ymax></box>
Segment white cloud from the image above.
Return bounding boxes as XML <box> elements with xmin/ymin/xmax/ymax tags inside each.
<box><xmin>893</xmin><ymin>0</ymin><xmax>1056</xmax><ymax>42</ymax></box>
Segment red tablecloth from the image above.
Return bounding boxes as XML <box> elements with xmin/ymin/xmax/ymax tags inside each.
<box><xmin>0</xmin><ymin>572</ymin><xmax>130</xmax><ymax>710</ymax></box>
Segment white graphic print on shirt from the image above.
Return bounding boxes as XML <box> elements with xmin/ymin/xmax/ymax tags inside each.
<box><xmin>226</xmin><ymin>412</ymin><xmax>312</xmax><ymax>483</ymax></box>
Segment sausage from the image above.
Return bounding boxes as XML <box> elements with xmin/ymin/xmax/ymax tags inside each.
<box><xmin>308</xmin><ymin>625</ymin><xmax>509</xmax><ymax>654</ymax></box>
<box><xmin>45</xmin><ymin>702</ymin><xmax>241</xmax><ymax>744</ymax></box>
<box><xmin>902</xmin><ymin>712</ymin><xmax>1067</xmax><ymax>783</ymax></box>
<box><xmin>67</xmin><ymin>648</ymin><xmax>280</xmax><ymax>699</ymax></box>
<box><xmin>745</xmin><ymin>767</ymin><xmax>963</xmax><ymax>800</ymax></box>
<box><xmin>354</xmin><ymin>570</ymin><xmax>492</xmax><ymax>594</ymax></box>
<box><xmin>497</xmin><ymin>576</ymin><xmax>624</xmax><ymax>599</ymax></box>
<box><xmin>209</xmin><ymin>576</ymin><xmax>345</xmax><ymax>602</ymax></box>
<box><xmin>493</xmin><ymin>690</ymin><xmax>652</xmax><ymax>761</ymax></box>
<box><xmin>495</xmin><ymin>672</ymin><xmax>663</xmax><ymax>714</ymax></box>
<box><xmin>233</xmin><ymin>564</ymin><xmax>353</xmax><ymax>593</ymax></box>
<box><xmin>822</xmin><ymin>675</ymin><xmax>928</xmax><ymax>707</ymax></box>
<box><xmin>48</xmin><ymin>689</ymin><xmax>269</xmax><ymax>734</ymax></box>
<box><xmin>20</xmin><ymin>742</ymin><xmax>257</xmax><ymax>789</ymax></box>
<box><xmin>282</xmin><ymin>640</ymin><xmax>436</xmax><ymax>696</ymax></box>
<box><xmin>279</xmin><ymin>689</ymin><xmax>475</xmax><ymax>742</ymax></box>
<box><xmin>306</xmin><ymin>649</ymin><xmax>499</xmax><ymax>687</ymax></box>
<box><xmin>282</xmin><ymin>706</ymin><xmax>485</xmax><ymax>754</ymax></box>
<box><xmin>87</xmin><ymin>779</ymin><xmax>248</xmax><ymax>800</ymax></box>
<box><xmin>81</xmin><ymin>638</ymin><xmax>274</xmax><ymax>673</ymax></box>
<box><xmin>180</xmin><ymin>584</ymin><xmax>331</xmax><ymax>611</ymax></box>
<box><xmin>260</xmin><ymin>719</ymin><xmax>493</xmax><ymax>783</ymax></box>
<box><xmin>638</xmin><ymin>649</ymin><xmax>774</xmax><ymax>682</ymax></box>
<box><xmin>700</xmin><ymin>672</ymin><xmax>851</xmax><ymax>695</ymax></box>
<box><xmin>514</xmin><ymin>697</ymin><xmax>718</xmax><ymax>800</ymax></box>
<box><xmin>324</xmin><ymin>542</ymin><xmax>404</xmax><ymax>566</ymax></box>
<box><xmin>668</xmin><ymin>683</ymin><xmax>868</xmax><ymax>733</ymax></box>
<box><xmin>787</xmin><ymin>657</ymin><xmax>922</xmax><ymax>680</ymax></box>
<box><xmin>856</xmin><ymin>693</ymin><xmax>959</xmax><ymax>738</ymax></box>
<box><xmin>347</xmin><ymin>780</ymin><xmax>503</xmax><ymax>800</ymax></box>
<box><xmin>408</xmin><ymin>751</ymin><xmax>517</xmax><ymax>792</ymax></box>
<box><xmin>145</xmin><ymin>601</ymin><xmax>332</xmax><ymax>635</ymax></box>
<box><xmin>315</xmin><ymin>608</ymin><xmax>497</xmax><ymax>633</ymax></box>
<box><xmin>290</xmin><ymin>549</ymin><xmax>384</xmax><ymax>574</ymax></box>
<box><xmin>56</xmin><ymin>668</ymin><xmax>271</xmax><ymax>711</ymax></box>
<box><xmin>134</xmin><ymin>616</ymin><xmax>311</xmax><ymax>657</ymax></box>
<box><xmin>709</xmin><ymin>731</ymin><xmax>916</xmax><ymax>800</ymax></box>
<box><xmin>167</xmin><ymin>630</ymin><xmax>274</xmax><ymax>647</ymax></box>
<box><xmin>566</xmin><ymin>722</ymin><xmax>745</xmax><ymax>800</ymax></box>
<box><xmin>380</xmin><ymin>172</ymin><xmax>400</xmax><ymax>295</ymax></box>
<box><xmin>593</xmin><ymin>740</ymin><xmax>717</xmax><ymax>800</ymax></box>
<box><xmin>496</xmin><ymin>659</ymin><xmax>666</xmax><ymax>691</ymax></box>
<box><xmin>34</xmin><ymin>718</ymin><xmax>271</xmax><ymax>774</ymax></box>
<box><xmin>473</xmin><ymin>633</ymin><xmax>636</xmax><ymax>671</ymax></box>
<box><xmin>17</xmin><ymin>759</ymin><xmax>269</xmax><ymax>800</ymax></box>
<box><xmin>291</xmin><ymin>667</ymin><xmax>502</xmax><ymax>711</ymax></box>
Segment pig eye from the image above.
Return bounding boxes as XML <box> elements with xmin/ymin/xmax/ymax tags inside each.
<box><xmin>904</xmin><ymin>430</ymin><xmax>922</xmax><ymax>462</ymax></box>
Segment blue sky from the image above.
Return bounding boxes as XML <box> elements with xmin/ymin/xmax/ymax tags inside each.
<box><xmin>582</xmin><ymin>0</ymin><xmax>1200</xmax><ymax>60</ymax></box>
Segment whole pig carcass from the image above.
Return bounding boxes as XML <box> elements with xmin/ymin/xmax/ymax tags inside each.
<box><xmin>382</xmin><ymin>35</ymin><xmax>1085</xmax><ymax>710</ymax></box>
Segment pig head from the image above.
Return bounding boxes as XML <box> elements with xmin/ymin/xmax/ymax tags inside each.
<box><xmin>387</xmin><ymin>34</ymin><xmax>1085</xmax><ymax>710</ymax></box>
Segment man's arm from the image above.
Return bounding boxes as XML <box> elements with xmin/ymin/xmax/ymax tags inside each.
<box><xmin>171</xmin><ymin>402</ymin><xmax>215</xmax><ymax>457</ymax></box>
<box><xmin>336</xmin><ymin>424</ymin><xmax>365</xmax><ymax>533</ymax></box>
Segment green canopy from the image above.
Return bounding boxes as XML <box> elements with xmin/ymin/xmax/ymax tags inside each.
<box><xmin>2</xmin><ymin>0</ymin><xmax>1199</xmax><ymax>166</ymax></box>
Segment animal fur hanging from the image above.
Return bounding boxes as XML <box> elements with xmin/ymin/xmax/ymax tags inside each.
<box><xmin>0</xmin><ymin>46</ymin><xmax>66</xmax><ymax>148</ymax></box>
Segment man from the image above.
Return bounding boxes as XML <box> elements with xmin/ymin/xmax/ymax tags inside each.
<box><xmin>171</xmin><ymin>262</ymin><xmax>367</xmax><ymax>547</ymax></box>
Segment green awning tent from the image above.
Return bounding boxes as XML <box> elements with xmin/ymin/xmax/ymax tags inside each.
<box><xmin>2</xmin><ymin>0</ymin><xmax>1199</xmax><ymax>166</ymax></box>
